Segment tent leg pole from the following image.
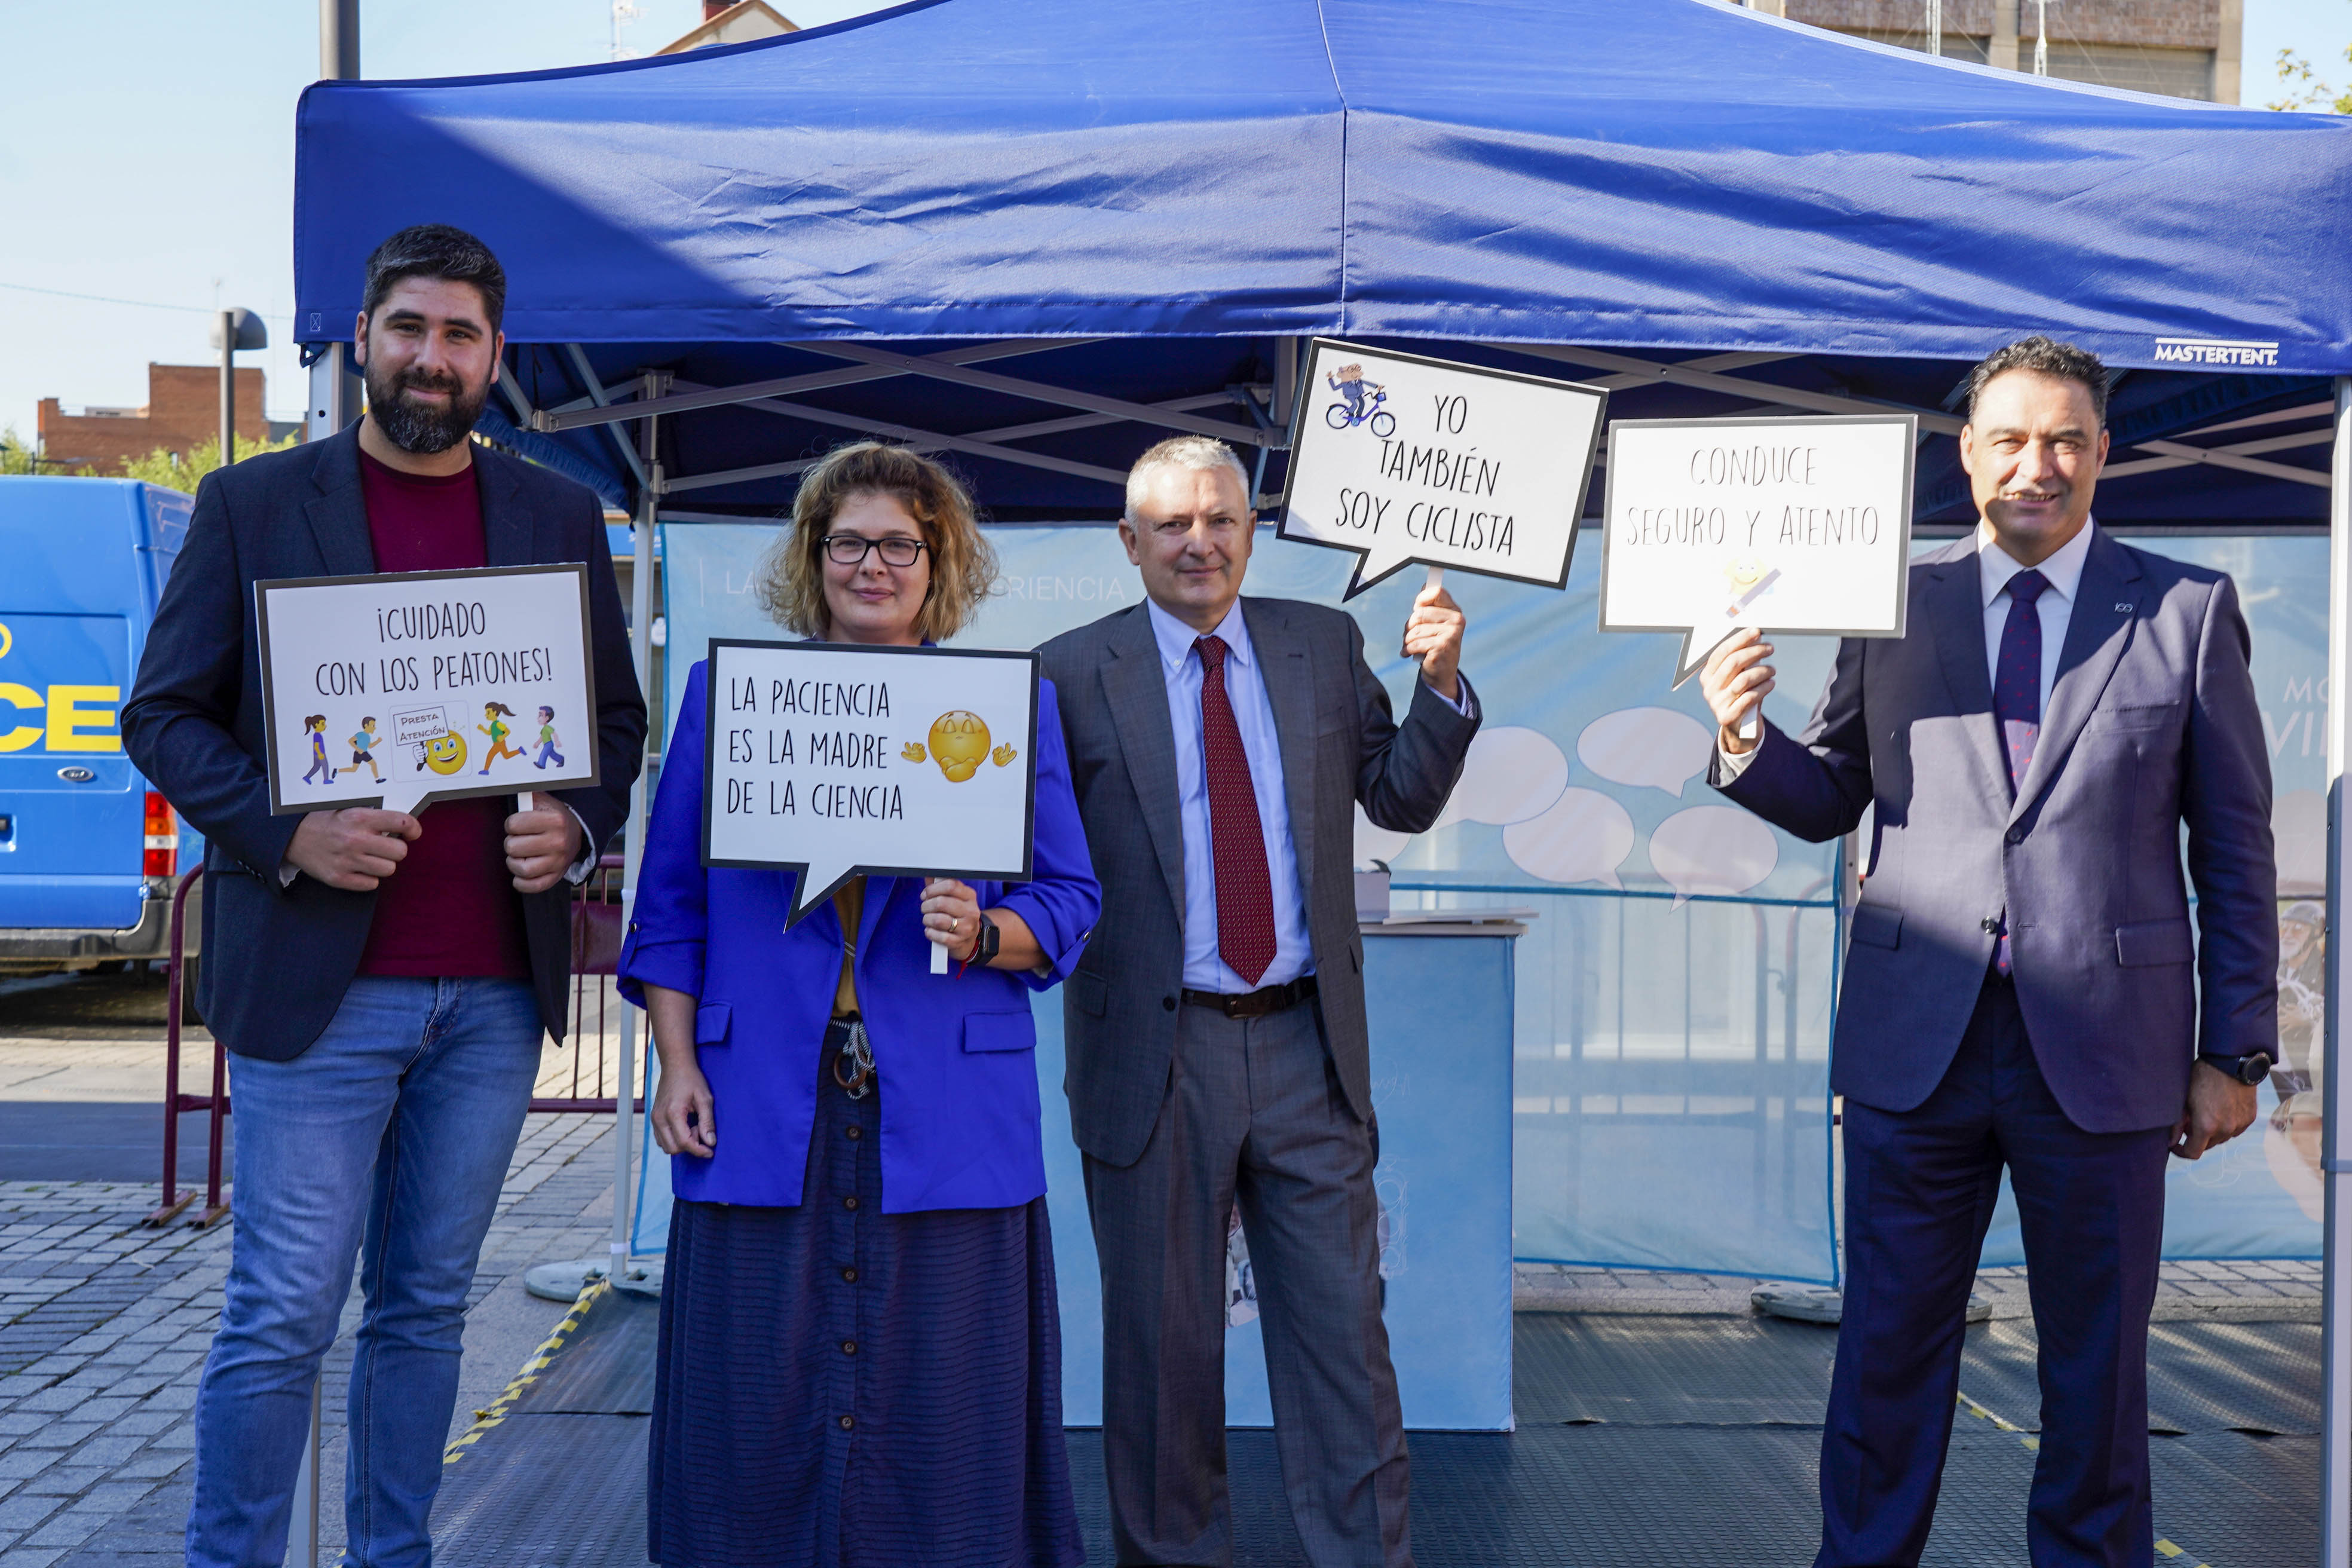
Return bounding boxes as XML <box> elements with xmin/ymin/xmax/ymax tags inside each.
<box><xmin>2322</xmin><ymin>374</ymin><xmax>2351</xmax><ymax>1568</ymax></box>
<box><xmin>614</xmin><ymin>450</ymin><xmax>661</xmax><ymax>1278</ymax></box>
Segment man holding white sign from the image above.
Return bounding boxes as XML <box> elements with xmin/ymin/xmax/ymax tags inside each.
<box><xmin>1699</xmin><ymin>338</ymin><xmax>2276</xmax><ymax>1568</ymax></box>
<box><xmin>122</xmin><ymin>225</ymin><xmax>644</xmax><ymax>1568</ymax></box>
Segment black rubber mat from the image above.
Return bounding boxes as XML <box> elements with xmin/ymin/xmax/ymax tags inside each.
<box><xmin>1513</xmin><ymin>1311</ymin><xmax>1838</xmax><ymax>1426</ymax></box>
<box><xmin>1956</xmin><ymin>1319</ymin><xmax>2320</xmax><ymax>1437</ymax></box>
<box><xmin>508</xmin><ymin>1286</ymin><xmax>657</xmax><ymax>1416</ymax></box>
<box><xmin>434</xmin><ymin>1413</ymin><xmax>647</xmax><ymax>1567</ymax></box>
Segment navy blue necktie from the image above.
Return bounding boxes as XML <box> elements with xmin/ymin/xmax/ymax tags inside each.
<box><xmin>1992</xmin><ymin>568</ymin><xmax>2050</xmax><ymax>973</ymax></box>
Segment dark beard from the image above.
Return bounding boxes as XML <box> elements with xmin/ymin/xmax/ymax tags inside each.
<box><xmin>365</xmin><ymin>360</ymin><xmax>489</xmax><ymax>455</ymax></box>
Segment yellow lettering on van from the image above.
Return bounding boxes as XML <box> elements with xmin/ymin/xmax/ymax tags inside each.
<box><xmin>0</xmin><ymin>683</ymin><xmax>37</xmax><ymax>752</ymax></box>
<box><xmin>45</xmin><ymin>685</ymin><xmax>121</xmax><ymax>753</ymax></box>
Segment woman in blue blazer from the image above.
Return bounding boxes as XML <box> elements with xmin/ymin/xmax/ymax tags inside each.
<box><xmin>619</xmin><ymin>442</ymin><xmax>1099</xmax><ymax>1568</ymax></box>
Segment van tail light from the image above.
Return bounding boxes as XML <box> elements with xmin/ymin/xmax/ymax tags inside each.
<box><xmin>143</xmin><ymin>791</ymin><xmax>178</xmax><ymax>879</ymax></box>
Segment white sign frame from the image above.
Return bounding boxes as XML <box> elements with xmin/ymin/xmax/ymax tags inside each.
<box><xmin>1597</xmin><ymin>413</ymin><xmax>1918</xmax><ymax>681</ymax></box>
<box><xmin>699</xmin><ymin>639</ymin><xmax>1042</xmax><ymax>927</ymax></box>
<box><xmin>1277</xmin><ymin>338</ymin><xmax>1609</xmax><ymax>598</ymax></box>
<box><xmin>255</xmin><ymin>563</ymin><xmax>599</xmax><ymax>816</ymax></box>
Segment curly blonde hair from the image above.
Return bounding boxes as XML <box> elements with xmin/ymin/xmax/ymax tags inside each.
<box><xmin>753</xmin><ymin>442</ymin><xmax>998</xmax><ymax>642</ymax></box>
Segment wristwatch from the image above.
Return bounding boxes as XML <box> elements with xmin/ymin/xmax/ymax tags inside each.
<box><xmin>2197</xmin><ymin>1051</ymin><xmax>2273</xmax><ymax>1086</ymax></box>
<box><xmin>969</xmin><ymin>912</ymin><xmax>1002</xmax><ymax>967</ymax></box>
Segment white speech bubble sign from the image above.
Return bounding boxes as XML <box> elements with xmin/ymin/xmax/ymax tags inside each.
<box><xmin>1354</xmin><ymin>806</ymin><xmax>1413</xmax><ymax>869</ymax></box>
<box><xmin>1278</xmin><ymin>338</ymin><xmax>1608</xmax><ymax>599</ymax></box>
<box><xmin>256</xmin><ymin>564</ymin><xmax>599</xmax><ymax>820</ymax></box>
<box><xmin>1575</xmin><ymin>706</ymin><xmax>1715</xmax><ymax>798</ymax></box>
<box><xmin>1502</xmin><ymin>788</ymin><xmax>1637</xmax><ymax>890</ymax></box>
<box><xmin>1648</xmin><ymin>806</ymin><xmax>1780</xmax><ymax>909</ymax></box>
<box><xmin>1596</xmin><ymin>415</ymin><xmax>1916</xmax><ymax>684</ymax></box>
<box><xmin>1432</xmin><ymin>726</ymin><xmax>1571</xmax><ymax>831</ymax></box>
<box><xmin>702</xmin><ymin>640</ymin><xmax>1042</xmax><ymax>926</ymax></box>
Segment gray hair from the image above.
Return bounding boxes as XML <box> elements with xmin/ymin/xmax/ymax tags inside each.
<box><xmin>1125</xmin><ymin>435</ymin><xmax>1252</xmax><ymax>519</ymax></box>
<box><xmin>1965</xmin><ymin>335</ymin><xmax>2110</xmax><ymax>428</ymax></box>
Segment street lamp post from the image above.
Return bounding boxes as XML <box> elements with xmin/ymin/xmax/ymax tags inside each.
<box><xmin>210</xmin><ymin>309</ymin><xmax>267</xmax><ymax>473</ymax></box>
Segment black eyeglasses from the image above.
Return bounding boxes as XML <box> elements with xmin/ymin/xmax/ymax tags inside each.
<box><xmin>823</xmin><ymin>534</ymin><xmax>929</xmax><ymax>568</ymax></box>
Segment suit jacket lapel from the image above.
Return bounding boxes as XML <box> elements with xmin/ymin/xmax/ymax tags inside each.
<box><xmin>302</xmin><ymin>425</ymin><xmax>377</xmax><ymax>577</ymax></box>
<box><xmin>1242</xmin><ymin>599</ymin><xmax>1317</xmax><ymax>877</ymax></box>
<box><xmin>476</xmin><ymin>450</ymin><xmax>535</xmax><ymax>567</ymax></box>
<box><xmin>2008</xmin><ymin>530</ymin><xmax>2142</xmax><ymax>826</ymax></box>
<box><xmin>1101</xmin><ymin>608</ymin><xmax>1187</xmax><ymax>920</ymax></box>
<box><xmin>1921</xmin><ymin>540</ymin><xmax>2008</xmax><ymax>799</ymax></box>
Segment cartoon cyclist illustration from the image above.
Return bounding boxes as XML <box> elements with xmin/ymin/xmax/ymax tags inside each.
<box><xmin>531</xmin><ymin>705</ymin><xmax>565</xmax><ymax>770</ymax></box>
<box><xmin>476</xmin><ymin>702</ymin><xmax>526</xmax><ymax>773</ymax></box>
<box><xmin>348</xmin><ymin>717</ymin><xmax>383</xmax><ymax>782</ymax></box>
<box><xmin>301</xmin><ymin>714</ymin><xmax>335</xmax><ymax>785</ymax></box>
<box><xmin>1324</xmin><ymin>362</ymin><xmax>1395</xmax><ymax>437</ymax></box>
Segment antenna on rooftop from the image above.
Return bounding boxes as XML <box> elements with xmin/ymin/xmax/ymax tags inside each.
<box><xmin>611</xmin><ymin>0</ymin><xmax>644</xmax><ymax>60</ymax></box>
<box><xmin>2034</xmin><ymin>0</ymin><xmax>2051</xmax><ymax>75</ymax></box>
<box><xmin>1925</xmin><ymin>0</ymin><xmax>1941</xmax><ymax>59</ymax></box>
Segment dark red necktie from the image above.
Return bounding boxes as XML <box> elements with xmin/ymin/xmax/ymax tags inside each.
<box><xmin>1195</xmin><ymin>636</ymin><xmax>1276</xmax><ymax>987</ymax></box>
<box><xmin>1991</xmin><ymin>568</ymin><xmax>2050</xmax><ymax>974</ymax></box>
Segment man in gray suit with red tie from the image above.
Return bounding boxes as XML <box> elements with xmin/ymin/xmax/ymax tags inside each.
<box><xmin>1040</xmin><ymin>434</ymin><xmax>1479</xmax><ymax>1568</ymax></box>
<box><xmin>1702</xmin><ymin>336</ymin><xmax>2277</xmax><ymax>1568</ymax></box>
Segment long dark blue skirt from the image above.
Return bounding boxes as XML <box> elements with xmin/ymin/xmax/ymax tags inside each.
<box><xmin>649</xmin><ymin>1027</ymin><xmax>1084</xmax><ymax>1567</ymax></box>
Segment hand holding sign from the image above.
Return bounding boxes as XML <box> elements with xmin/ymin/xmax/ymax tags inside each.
<box><xmin>1279</xmin><ymin>339</ymin><xmax>1607</xmax><ymax>599</ymax></box>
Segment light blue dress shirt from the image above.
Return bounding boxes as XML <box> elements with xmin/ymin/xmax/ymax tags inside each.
<box><xmin>1147</xmin><ymin>598</ymin><xmax>1317</xmax><ymax>993</ymax></box>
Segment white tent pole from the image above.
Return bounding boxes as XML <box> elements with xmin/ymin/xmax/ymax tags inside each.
<box><xmin>2322</xmin><ymin>373</ymin><xmax>2351</xmax><ymax>1568</ymax></box>
<box><xmin>614</xmin><ymin>429</ymin><xmax>660</xmax><ymax>1280</ymax></box>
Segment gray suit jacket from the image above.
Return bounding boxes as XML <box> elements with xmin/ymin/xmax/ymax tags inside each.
<box><xmin>1714</xmin><ymin>530</ymin><xmax>2277</xmax><ymax>1133</ymax></box>
<box><xmin>1039</xmin><ymin>596</ymin><xmax>1480</xmax><ymax>1166</ymax></box>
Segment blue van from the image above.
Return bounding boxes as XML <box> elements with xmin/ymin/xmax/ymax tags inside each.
<box><xmin>0</xmin><ymin>477</ymin><xmax>206</xmax><ymax>975</ymax></box>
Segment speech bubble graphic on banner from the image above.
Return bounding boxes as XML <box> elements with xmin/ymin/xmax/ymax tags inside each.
<box><xmin>1355</xmin><ymin>806</ymin><xmax>1413</xmax><ymax>869</ymax></box>
<box><xmin>1278</xmin><ymin>339</ymin><xmax>1608</xmax><ymax>599</ymax></box>
<box><xmin>1597</xmin><ymin>415</ymin><xmax>1917</xmax><ymax>687</ymax></box>
<box><xmin>1432</xmin><ymin>727</ymin><xmax>1571</xmax><ymax>831</ymax></box>
<box><xmin>1503</xmin><ymin>788</ymin><xmax>1638</xmax><ymax>889</ymax></box>
<box><xmin>701</xmin><ymin>640</ymin><xmax>1042</xmax><ymax>927</ymax></box>
<box><xmin>1575</xmin><ymin>708</ymin><xmax>1714</xmax><ymax>798</ymax></box>
<box><xmin>256</xmin><ymin>564</ymin><xmax>599</xmax><ymax>820</ymax></box>
<box><xmin>1649</xmin><ymin>806</ymin><xmax>1780</xmax><ymax>909</ymax></box>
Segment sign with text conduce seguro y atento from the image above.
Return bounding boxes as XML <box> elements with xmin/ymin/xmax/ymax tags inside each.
<box><xmin>700</xmin><ymin>641</ymin><xmax>1040</xmax><ymax>927</ymax></box>
<box><xmin>1598</xmin><ymin>414</ymin><xmax>1916</xmax><ymax>683</ymax></box>
<box><xmin>1277</xmin><ymin>339</ymin><xmax>1609</xmax><ymax>598</ymax></box>
<box><xmin>256</xmin><ymin>564</ymin><xmax>598</xmax><ymax>816</ymax></box>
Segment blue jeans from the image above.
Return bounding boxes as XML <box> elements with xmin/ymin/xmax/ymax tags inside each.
<box><xmin>185</xmin><ymin>976</ymin><xmax>541</xmax><ymax>1568</ymax></box>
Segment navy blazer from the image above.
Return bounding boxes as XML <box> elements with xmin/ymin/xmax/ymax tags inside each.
<box><xmin>120</xmin><ymin>425</ymin><xmax>646</xmax><ymax>1060</ymax></box>
<box><xmin>618</xmin><ymin>659</ymin><xmax>1100</xmax><ymax>1214</ymax></box>
<box><xmin>1715</xmin><ymin>530</ymin><xmax>2277</xmax><ymax>1134</ymax></box>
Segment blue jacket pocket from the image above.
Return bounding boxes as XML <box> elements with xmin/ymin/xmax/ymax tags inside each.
<box><xmin>695</xmin><ymin>1002</ymin><xmax>733</xmax><ymax>1045</ymax></box>
<box><xmin>1849</xmin><ymin>904</ymin><xmax>1903</xmax><ymax>951</ymax></box>
<box><xmin>2115</xmin><ymin>920</ymin><xmax>2194</xmax><ymax>967</ymax></box>
<box><xmin>962</xmin><ymin>1010</ymin><xmax>1036</xmax><ymax>1053</ymax></box>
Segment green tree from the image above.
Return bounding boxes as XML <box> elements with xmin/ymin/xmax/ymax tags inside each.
<box><xmin>111</xmin><ymin>431</ymin><xmax>301</xmax><ymax>491</ymax></box>
<box><xmin>0</xmin><ymin>426</ymin><xmax>42</xmax><ymax>475</ymax></box>
<box><xmin>2270</xmin><ymin>44</ymin><xmax>2352</xmax><ymax>114</ymax></box>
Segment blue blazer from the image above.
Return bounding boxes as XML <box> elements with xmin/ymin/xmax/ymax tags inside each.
<box><xmin>619</xmin><ymin>659</ymin><xmax>1100</xmax><ymax>1212</ymax></box>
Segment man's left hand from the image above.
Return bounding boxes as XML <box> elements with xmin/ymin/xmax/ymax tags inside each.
<box><xmin>1402</xmin><ymin>581</ymin><xmax>1465</xmax><ymax>702</ymax></box>
<box><xmin>2171</xmin><ymin>1061</ymin><xmax>2259</xmax><ymax>1159</ymax></box>
<box><xmin>505</xmin><ymin>792</ymin><xmax>584</xmax><ymax>894</ymax></box>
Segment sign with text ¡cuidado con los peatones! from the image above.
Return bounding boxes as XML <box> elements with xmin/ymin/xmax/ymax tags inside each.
<box><xmin>1276</xmin><ymin>338</ymin><xmax>1609</xmax><ymax>598</ymax></box>
<box><xmin>1598</xmin><ymin>414</ymin><xmax>1917</xmax><ymax>686</ymax></box>
<box><xmin>699</xmin><ymin>640</ymin><xmax>1040</xmax><ymax>929</ymax></box>
<box><xmin>255</xmin><ymin>564</ymin><xmax>599</xmax><ymax>816</ymax></box>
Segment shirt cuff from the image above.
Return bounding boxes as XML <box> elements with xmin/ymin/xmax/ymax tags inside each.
<box><xmin>556</xmin><ymin>800</ymin><xmax>599</xmax><ymax>886</ymax></box>
<box><xmin>1426</xmin><ymin>672</ymin><xmax>1478</xmax><ymax>719</ymax></box>
<box><xmin>278</xmin><ymin>860</ymin><xmax>299</xmax><ymax>889</ymax></box>
<box><xmin>1716</xmin><ymin>737</ymin><xmax>1760</xmax><ymax>783</ymax></box>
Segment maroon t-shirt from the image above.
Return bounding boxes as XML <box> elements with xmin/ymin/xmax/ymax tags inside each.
<box><xmin>354</xmin><ymin>449</ymin><xmax>532</xmax><ymax>981</ymax></box>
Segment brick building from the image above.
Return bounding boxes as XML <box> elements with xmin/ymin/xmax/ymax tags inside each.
<box><xmin>1771</xmin><ymin>0</ymin><xmax>2242</xmax><ymax>102</ymax></box>
<box><xmin>36</xmin><ymin>363</ymin><xmax>294</xmax><ymax>474</ymax></box>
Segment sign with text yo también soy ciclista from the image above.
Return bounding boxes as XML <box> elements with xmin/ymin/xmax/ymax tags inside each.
<box><xmin>1598</xmin><ymin>414</ymin><xmax>1916</xmax><ymax>684</ymax></box>
<box><xmin>700</xmin><ymin>641</ymin><xmax>1040</xmax><ymax>927</ymax></box>
<box><xmin>1278</xmin><ymin>339</ymin><xmax>1609</xmax><ymax>598</ymax></box>
<box><xmin>256</xmin><ymin>564</ymin><xmax>599</xmax><ymax>817</ymax></box>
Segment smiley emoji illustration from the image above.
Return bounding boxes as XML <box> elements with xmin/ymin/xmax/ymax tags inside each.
<box><xmin>926</xmin><ymin>711</ymin><xmax>992</xmax><ymax>783</ymax></box>
<box><xmin>901</xmin><ymin>742</ymin><xmax>927</xmax><ymax>764</ymax></box>
<box><xmin>991</xmin><ymin>742</ymin><xmax>1017</xmax><ymax>768</ymax></box>
<box><xmin>424</xmin><ymin>733</ymin><xmax>468</xmax><ymax>776</ymax></box>
<box><xmin>1723</xmin><ymin>555</ymin><xmax>1780</xmax><ymax>619</ymax></box>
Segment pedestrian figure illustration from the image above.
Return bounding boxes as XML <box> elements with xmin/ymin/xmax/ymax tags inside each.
<box><xmin>348</xmin><ymin>717</ymin><xmax>383</xmax><ymax>782</ymax></box>
<box><xmin>301</xmin><ymin>714</ymin><xmax>335</xmax><ymax>784</ymax></box>
<box><xmin>476</xmin><ymin>701</ymin><xmax>525</xmax><ymax>773</ymax></box>
<box><xmin>532</xmin><ymin>705</ymin><xmax>565</xmax><ymax>770</ymax></box>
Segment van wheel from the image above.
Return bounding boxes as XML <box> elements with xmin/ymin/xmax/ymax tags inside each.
<box><xmin>177</xmin><ymin>958</ymin><xmax>204</xmax><ymax>1027</ymax></box>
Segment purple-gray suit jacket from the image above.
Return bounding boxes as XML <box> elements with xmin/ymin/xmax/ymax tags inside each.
<box><xmin>1714</xmin><ymin>530</ymin><xmax>2277</xmax><ymax>1134</ymax></box>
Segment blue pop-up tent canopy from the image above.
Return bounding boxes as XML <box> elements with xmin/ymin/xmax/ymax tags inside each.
<box><xmin>291</xmin><ymin>0</ymin><xmax>2351</xmax><ymax>522</ymax></box>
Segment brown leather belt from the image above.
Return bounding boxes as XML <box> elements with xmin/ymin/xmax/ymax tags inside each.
<box><xmin>1181</xmin><ymin>974</ymin><xmax>1318</xmax><ymax>1019</ymax></box>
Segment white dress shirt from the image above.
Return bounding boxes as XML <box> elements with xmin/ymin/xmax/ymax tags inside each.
<box><xmin>1717</xmin><ymin>519</ymin><xmax>2097</xmax><ymax>782</ymax></box>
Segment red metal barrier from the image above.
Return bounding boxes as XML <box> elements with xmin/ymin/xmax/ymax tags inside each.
<box><xmin>145</xmin><ymin>866</ymin><xmax>229</xmax><ymax>1228</ymax></box>
<box><xmin>534</xmin><ymin>853</ymin><xmax>640</xmax><ymax>1115</ymax></box>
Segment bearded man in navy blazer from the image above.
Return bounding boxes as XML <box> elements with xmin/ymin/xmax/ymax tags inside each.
<box><xmin>1702</xmin><ymin>336</ymin><xmax>2276</xmax><ymax>1568</ymax></box>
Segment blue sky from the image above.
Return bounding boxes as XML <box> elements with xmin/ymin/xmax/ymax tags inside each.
<box><xmin>2</xmin><ymin>0</ymin><xmax>2345</xmax><ymax>445</ymax></box>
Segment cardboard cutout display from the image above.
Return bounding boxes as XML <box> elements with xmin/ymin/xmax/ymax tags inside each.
<box><xmin>700</xmin><ymin>640</ymin><xmax>1041</xmax><ymax>929</ymax></box>
<box><xmin>256</xmin><ymin>564</ymin><xmax>599</xmax><ymax>816</ymax></box>
<box><xmin>1278</xmin><ymin>339</ymin><xmax>1608</xmax><ymax>598</ymax></box>
<box><xmin>1597</xmin><ymin>414</ymin><xmax>1916</xmax><ymax>684</ymax></box>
